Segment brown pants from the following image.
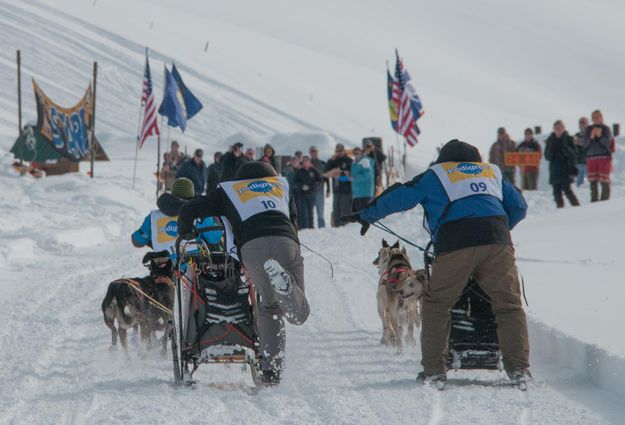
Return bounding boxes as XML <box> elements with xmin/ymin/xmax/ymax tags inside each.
<box><xmin>421</xmin><ymin>244</ymin><xmax>529</xmax><ymax>374</ymax></box>
<box><xmin>521</xmin><ymin>170</ymin><xmax>538</xmax><ymax>190</ymax></box>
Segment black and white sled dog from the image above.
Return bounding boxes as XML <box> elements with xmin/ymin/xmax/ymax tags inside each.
<box><xmin>373</xmin><ymin>240</ymin><xmax>428</xmax><ymax>350</ymax></box>
<box><xmin>102</xmin><ymin>251</ymin><xmax>174</xmax><ymax>355</ymax></box>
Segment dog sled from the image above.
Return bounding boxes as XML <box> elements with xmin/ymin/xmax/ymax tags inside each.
<box><xmin>170</xmin><ymin>236</ymin><xmax>263</xmax><ymax>387</ymax></box>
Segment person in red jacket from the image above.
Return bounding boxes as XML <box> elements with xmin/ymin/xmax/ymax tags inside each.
<box><xmin>583</xmin><ymin>110</ymin><xmax>613</xmax><ymax>201</ymax></box>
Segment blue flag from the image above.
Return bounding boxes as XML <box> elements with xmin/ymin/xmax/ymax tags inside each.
<box><xmin>158</xmin><ymin>66</ymin><xmax>187</xmax><ymax>131</ymax></box>
<box><xmin>171</xmin><ymin>63</ymin><xmax>203</xmax><ymax>120</ymax></box>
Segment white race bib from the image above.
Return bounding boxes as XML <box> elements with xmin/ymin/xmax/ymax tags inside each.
<box><xmin>430</xmin><ymin>162</ymin><xmax>503</xmax><ymax>202</ymax></box>
<box><xmin>150</xmin><ymin>210</ymin><xmax>178</xmax><ymax>253</ymax></box>
<box><xmin>219</xmin><ymin>176</ymin><xmax>291</xmax><ymax>221</ymax></box>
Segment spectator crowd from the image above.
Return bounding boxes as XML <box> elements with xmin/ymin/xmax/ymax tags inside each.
<box><xmin>488</xmin><ymin>109</ymin><xmax>616</xmax><ymax>209</ymax></box>
<box><xmin>159</xmin><ymin>108</ymin><xmax>617</xmax><ymax>228</ymax></box>
<box><xmin>159</xmin><ymin>139</ymin><xmax>388</xmax><ymax>230</ymax></box>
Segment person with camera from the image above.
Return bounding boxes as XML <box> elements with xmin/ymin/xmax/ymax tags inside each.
<box><xmin>583</xmin><ymin>110</ymin><xmax>613</xmax><ymax>201</ymax></box>
<box><xmin>545</xmin><ymin>120</ymin><xmax>580</xmax><ymax>208</ymax></box>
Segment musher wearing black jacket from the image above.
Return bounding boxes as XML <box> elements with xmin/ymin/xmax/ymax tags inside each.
<box><xmin>173</xmin><ymin>161</ymin><xmax>310</xmax><ymax>386</ymax></box>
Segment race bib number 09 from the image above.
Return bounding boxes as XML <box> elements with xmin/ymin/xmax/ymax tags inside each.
<box><xmin>431</xmin><ymin>162</ymin><xmax>503</xmax><ymax>202</ymax></box>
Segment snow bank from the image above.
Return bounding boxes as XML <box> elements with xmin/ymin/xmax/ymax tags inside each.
<box><xmin>515</xmin><ymin>196</ymin><xmax>625</xmax><ymax>358</ymax></box>
<box><xmin>530</xmin><ymin>318</ymin><xmax>625</xmax><ymax>400</ymax></box>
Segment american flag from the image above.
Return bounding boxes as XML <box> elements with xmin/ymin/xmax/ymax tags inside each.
<box><xmin>139</xmin><ymin>51</ymin><xmax>159</xmax><ymax>148</ymax></box>
<box><xmin>392</xmin><ymin>51</ymin><xmax>424</xmax><ymax>147</ymax></box>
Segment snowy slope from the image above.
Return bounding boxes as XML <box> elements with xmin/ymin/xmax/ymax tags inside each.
<box><xmin>3</xmin><ymin>0</ymin><xmax>625</xmax><ymax>169</ymax></box>
<box><xmin>3</xmin><ymin>0</ymin><xmax>625</xmax><ymax>424</ymax></box>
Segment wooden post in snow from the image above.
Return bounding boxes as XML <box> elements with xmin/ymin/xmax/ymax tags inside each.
<box><xmin>17</xmin><ymin>50</ymin><xmax>23</xmax><ymax>165</ymax></box>
<box><xmin>90</xmin><ymin>61</ymin><xmax>98</xmax><ymax>178</ymax></box>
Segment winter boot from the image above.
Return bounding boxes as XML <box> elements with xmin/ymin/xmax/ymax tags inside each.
<box><xmin>259</xmin><ymin>369</ymin><xmax>281</xmax><ymax>387</ymax></box>
<box><xmin>590</xmin><ymin>182</ymin><xmax>599</xmax><ymax>202</ymax></box>
<box><xmin>601</xmin><ymin>182</ymin><xmax>611</xmax><ymax>201</ymax></box>
<box><xmin>507</xmin><ymin>368</ymin><xmax>532</xmax><ymax>386</ymax></box>
<box><xmin>416</xmin><ymin>371</ymin><xmax>447</xmax><ymax>388</ymax></box>
<box><xmin>264</xmin><ymin>259</ymin><xmax>292</xmax><ymax>295</ymax></box>
<box><xmin>566</xmin><ymin>191</ymin><xmax>580</xmax><ymax>206</ymax></box>
<box><xmin>555</xmin><ymin>197</ymin><xmax>564</xmax><ymax>208</ymax></box>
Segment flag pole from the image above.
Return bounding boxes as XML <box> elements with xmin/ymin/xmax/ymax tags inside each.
<box><xmin>403</xmin><ymin>138</ymin><xmax>407</xmax><ymax>177</ymax></box>
<box><xmin>90</xmin><ymin>61</ymin><xmax>98</xmax><ymax>179</ymax></box>
<box><xmin>156</xmin><ymin>62</ymin><xmax>167</xmax><ymax>200</ymax></box>
<box><xmin>132</xmin><ymin>48</ymin><xmax>148</xmax><ymax>189</ymax></box>
<box><xmin>156</xmin><ymin>122</ymin><xmax>161</xmax><ymax>199</ymax></box>
<box><xmin>17</xmin><ymin>50</ymin><xmax>23</xmax><ymax>166</ymax></box>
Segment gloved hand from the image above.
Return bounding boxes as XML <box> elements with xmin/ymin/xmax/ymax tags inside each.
<box><xmin>177</xmin><ymin>217</ymin><xmax>195</xmax><ymax>240</ymax></box>
<box><xmin>341</xmin><ymin>212</ymin><xmax>370</xmax><ymax>236</ymax></box>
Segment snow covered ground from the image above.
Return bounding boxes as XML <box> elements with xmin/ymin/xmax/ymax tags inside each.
<box><xmin>2</xmin><ymin>0</ymin><xmax>625</xmax><ymax>423</ymax></box>
<box><xmin>2</xmin><ymin>154</ymin><xmax>625</xmax><ymax>424</ymax></box>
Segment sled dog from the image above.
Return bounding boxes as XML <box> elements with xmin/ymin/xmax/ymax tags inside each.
<box><xmin>373</xmin><ymin>240</ymin><xmax>427</xmax><ymax>348</ymax></box>
<box><xmin>101</xmin><ymin>251</ymin><xmax>174</xmax><ymax>354</ymax></box>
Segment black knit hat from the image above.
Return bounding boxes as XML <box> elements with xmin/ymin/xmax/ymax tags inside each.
<box><xmin>234</xmin><ymin>161</ymin><xmax>278</xmax><ymax>180</ymax></box>
<box><xmin>435</xmin><ymin>139</ymin><xmax>482</xmax><ymax>164</ymax></box>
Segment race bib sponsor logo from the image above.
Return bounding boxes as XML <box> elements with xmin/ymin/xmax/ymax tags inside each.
<box><xmin>443</xmin><ymin>162</ymin><xmax>495</xmax><ymax>182</ymax></box>
<box><xmin>157</xmin><ymin>217</ymin><xmax>178</xmax><ymax>242</ymax></box>
<box><xmin>232</xmin><ymin>178</ymin><xmax>285</xmax><ymax>203</ymax></box>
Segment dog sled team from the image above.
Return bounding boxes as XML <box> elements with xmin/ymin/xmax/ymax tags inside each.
<box><xmin>102</xmin><ymin>139</ymin><xmax>532</xmax><ymax>390</ymax></box>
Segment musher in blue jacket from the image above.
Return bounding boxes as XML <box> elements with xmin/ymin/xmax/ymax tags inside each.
<box><xmin>132</xmin><ymin>178</ymin><xmax>223</xmax><ymax>260</ymax></box>
<box><xmin>344</xmin><ymin>140</ymin><xmax>531</xmax><ymax>386</ymax></box>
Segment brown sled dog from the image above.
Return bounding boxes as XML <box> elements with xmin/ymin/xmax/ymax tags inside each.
<box><xmin>102</xmin><ymin>251</ymin><xmax>174</xmax><ymax>354</ymax></box>
<box><xmin>373</xmin><ymin>240</ymin><xmax>427</xmax><ymax>349</ymax></box>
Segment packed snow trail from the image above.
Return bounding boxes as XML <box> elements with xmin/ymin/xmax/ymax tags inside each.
<box><xmin>1</xmin><ymin>169</ymin><xmax>622</xmax><ymax>424</ymax></box>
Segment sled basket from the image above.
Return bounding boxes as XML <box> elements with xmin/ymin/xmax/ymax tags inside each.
<box><xmin>447</xmin><ymin>278</ymin><xmax>502</xmax><ymax>370</ymax></box>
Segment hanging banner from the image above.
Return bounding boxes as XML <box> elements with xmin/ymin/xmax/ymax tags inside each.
<box><xmin>32</xmin><ymin>79</ymin><xmax>94</xmax><ymax>162</ymax></box>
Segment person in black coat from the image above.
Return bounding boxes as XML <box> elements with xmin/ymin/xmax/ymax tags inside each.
<box><xmin>220</xmin><ymin>143</ymin><xmax>245</xmax><ymax>182</ymax></box>
<box><xmin>544</xmin><ymin>121</ymin><xmax>580</xmax><ymax>208</ymax></box>
<box><xmin>206</xmin><ymin>151</ymin><xmax>223</xmax><ymax>195</ymax></box>
<box><xmin>175</xmin><ymin>149</ymin><xmax>207</xmax><ymax>196</ymax></box>
<box><xmin>324</xmin><ymin>143</ymin><xmax>353</xmax><ymax>227</ymax></box>
<box><xmin>294</xmin><ymin>156</ymin><xmax>322</xmax><ymax>229</ymax></box>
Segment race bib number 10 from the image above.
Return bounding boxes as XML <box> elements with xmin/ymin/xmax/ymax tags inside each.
<box><xmin>220</xmin><ymin>177</ymin><xmax>291</xmax><ymax>221</ymax></box>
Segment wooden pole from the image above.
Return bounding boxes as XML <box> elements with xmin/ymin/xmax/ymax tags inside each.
<box><xmin>90</xmin><ymin>61</ymin><xmax>98</xmax><ymax>178</ymax></box>
<box><xmin>17</xmin><ymin>50</ymin><xmax>23</xmax><ymax>165</ymax></box>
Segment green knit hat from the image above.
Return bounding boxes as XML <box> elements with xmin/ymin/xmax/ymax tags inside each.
<box><xmin>171</xmin><ymin>177</ymin><xmax>195</xmax><ymax>200</ymax></box>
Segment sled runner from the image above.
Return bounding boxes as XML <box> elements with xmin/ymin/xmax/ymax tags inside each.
<box><xmin>170</xmin><ymin>237</ymin><xmax>263</xmax><ymax>387</ymax></box>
